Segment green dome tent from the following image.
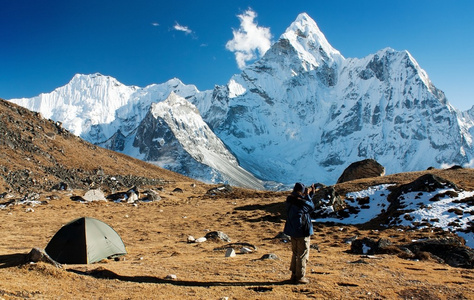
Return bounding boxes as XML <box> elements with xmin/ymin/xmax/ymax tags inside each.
<box><xmin>45</xmin><ymin>217</ymin><xmax>127</xmax><ymax>264</ymax></box>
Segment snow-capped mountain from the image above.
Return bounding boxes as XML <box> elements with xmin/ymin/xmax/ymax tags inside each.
<box><xmin>126</xmin><ymin>92</ymin><xmax>264</xmax><ymax>189</ymax></box>
<box><xmin>9</xmin><ymin>13</ymin><xmax>474</xmax><ymax>188</ymax></box>
<box><xmin>9</xmin><ymin>74</ymin><xmax>264</xmax><ymax>189</ymax></box>
<box><xmin>195</xmin><ymin>13</ymin><xmax>473</xmax><ymax>184</ymax></box>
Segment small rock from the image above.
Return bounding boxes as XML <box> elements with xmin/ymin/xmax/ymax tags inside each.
<box><xmin>225</xmin><ymin>248</ymin><xmax>236</xmax><ymax>257</ymax></box>
<box><xmin>165</xmin><ymin>274</ymin><xmax>177</xmax><ymax>280</ymax></box>
<box><xmin>187</xmin><ymin>236</ymin><xmax>196</xmax><ymax>243</ymax></box>
<box><xmin>125</xmin><ymin>188</ymin><xmax>139</xmax><ymax>203</ymax></box>
<box><xmin>195</xmin><ymin>237</ymin><xmax>207</xmax><ymax>243</ymax></box>
<box><xmin>344</xmin><ymin>235</ymin><xmax>358</xmax><ymax>244</ymax></box>
<box><xmin>240</xmin><ymin>247</ymin><xmax>253</xmax><ymax>254</ymax></box>
<box><xmin>260</xmin><ymin>253</ymin><xmax>278</xmax><ymax>260</ymax></box>
<box><xmin>143</xmin><ymin>189</ymin><xmax>161</xmax><ymax>202</ymax></box>
<box><xmin>205</xmin><ymin>231</ymin><xmax>231</xmax><ymax>242</ymax></box>
<box><xmin>51</xmin><ymin>182</ymin><xmax>68</xmax><ymax>191</ymax></box>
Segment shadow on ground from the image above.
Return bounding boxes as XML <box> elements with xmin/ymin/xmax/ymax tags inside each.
<box><xmin>0</xmin><ymin>253</ymin><xmax>27</xmax><ymax>268</ymax></box>
<box><xmin>69</xmin><ymin>267</ymin><xmax>291</xmax><ymax>287</ymax></box>
<box><xmin>234</xmin><ymin>203</ymin><xmax>286</xmax><ymax>223</ymax></box>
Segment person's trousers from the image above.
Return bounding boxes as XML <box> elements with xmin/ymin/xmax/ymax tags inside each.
<box><xmin>290</xmin><ymin>236</ymin><xmax>310</xmax><ymax>278</ymax></box>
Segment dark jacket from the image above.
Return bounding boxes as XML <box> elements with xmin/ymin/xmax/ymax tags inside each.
<box><xmin>283</xmin><ymin>192</ymin><xmax>315</xmax><ymax>238</ymax></box>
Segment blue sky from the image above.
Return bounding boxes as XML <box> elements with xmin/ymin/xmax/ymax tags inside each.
<box><xmin>1</xmin><ymin>0</ymin><xmax>473</xmax><ymax>110</ymax></box>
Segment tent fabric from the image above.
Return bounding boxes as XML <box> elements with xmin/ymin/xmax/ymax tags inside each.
<box><xmin>45</xmin><ymin>217</ymin><xmax>126</xmax><ymax>264</ymax></box>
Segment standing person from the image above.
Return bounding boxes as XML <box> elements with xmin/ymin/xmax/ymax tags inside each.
<box><xmin>283</xmin><ymin>182</ymin><xmax>316</xmax><ymax>284</ymax></box>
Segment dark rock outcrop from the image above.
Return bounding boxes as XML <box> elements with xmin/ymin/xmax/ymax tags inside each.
<box><xmin>403</xmin><ymin>237</ymin><xmax>473</xmax><ymax>269</ymax></box>
<box><xmin>350</xmin><ymin>237</ymin><xmax>393</xmax><ymax>255</ymax></box>
<box><xmin>350</xmin><ymin>236</ymin><xmax>474</xmax><ymax>269</ymax></box>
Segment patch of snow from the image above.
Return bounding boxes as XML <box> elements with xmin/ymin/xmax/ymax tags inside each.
<box><xmin>313</xmin><ymin>184</ymin><xmax>394</xmax><ymax>224</ymax></box>
<box><xmin>314</xmin><ymin>184</ymin><xmax>474</xmax><ymax>249</ymax></box>
<box><xmin>397</xmin><ymin>189</ymin><xmax>474</xmax><ymax>248</ymax></box>
<box><xmin>228</xmin><ymin>79</ymin><xmax>246</xmax><ymax>98</ymax></box>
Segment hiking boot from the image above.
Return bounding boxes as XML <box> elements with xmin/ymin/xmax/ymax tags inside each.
<box><xmin>295</xmin><ymin>277</ymin><xmax>309</xmax><ymax>284</ymax></box>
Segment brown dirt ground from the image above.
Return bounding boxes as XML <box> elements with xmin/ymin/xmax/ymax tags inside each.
<box><xmin>1</xmin><ymin>170</ymin><xmax>474</xmax><ymax>300</ymax></box>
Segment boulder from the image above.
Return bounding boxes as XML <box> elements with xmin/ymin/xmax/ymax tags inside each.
<box><xmin>312</xmin><ymin>185</ymin><xmax>345</xmax><ymax>211</ymax></box>
<box><xmin>225</xmin><ymin>248</ymin><xmax>236</xmax><ymax>257</ymax></box>
<box><xmin>206</xmin><ymin>184</ymin><xmax>233</xmax><ymax>196</ymax></box>
<box><xmin>125</xmin><ymin>186</ymin><xmax>139</xmax><ymax>203</ymax></box>
<box><xmin>205</xmin><ymin>231</ymin><xmax>231</xmax><ymax>242</ymax></box>
<box><xmin>350</xmin><ymin>237</ymin><xmax>393</xmax><ymax>255</ymax></box>
<box><xmin>403</xmin><ymin>237</ymin><xmax>473</xmax><ymax>268</ymax></box>
<box><xmin>83</xmin><ymin>189</ymin><xmax>106</xmax><ymax>202</ymax></box>
<box><xmin>260</xmin><ymin>253</ymin><xmax>278</xmax><ymax>260</ymax></box>
<box><xmin>351</xmin><ymin>237</ymin><xmax>378</xmax><ymax>255</ymax></box>
<box><xmin>337</xmin><ymin>159</ymin><xmax>385</xmax><ymax>183</ymax></box>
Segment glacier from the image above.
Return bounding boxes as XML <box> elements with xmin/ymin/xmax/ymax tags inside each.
<box><xmin>9</xmin><ymin>13</ymin><xmax>474</xmax><ymax>189</ymax></box>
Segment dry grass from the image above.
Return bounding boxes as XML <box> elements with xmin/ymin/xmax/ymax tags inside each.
<box><xmin>1</xmin><ymin>172</ymin><xmax>474</xmax><ymax>299</ymax></box>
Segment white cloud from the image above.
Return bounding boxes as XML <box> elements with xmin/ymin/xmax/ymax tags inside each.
<box><xmin>174</xmin><ymin>22</ymin><xmax>192</xmax><ymax>35</ymax></box>
<box><xmin>441</xmin><ymin>162</ymin><xmax>455</xmax><ymax>169</ymax></box>
<box><xmin>226</xmin><ymin>9</ymin><xmax>272</xmax><ymax>69</ymax></box>
<box><xmin>151</xmin><ymin>22</ymin><xmax>160</xmax><ymax>27</ymax></box>
<box><xmin>464</xmin><ymin>159</ymin><xmax>474</xmax><ymax>168</ymax></box>
<box><xmin>442</xmin><ymin>159</ymin><xmax>474</xmax><ymax>169</ymax></box>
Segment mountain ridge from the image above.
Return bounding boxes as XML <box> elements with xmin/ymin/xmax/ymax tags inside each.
<box><xmin>9</xmin><ymin>13</ymin><xmax>474</xmax><ymax>188</ymax></box>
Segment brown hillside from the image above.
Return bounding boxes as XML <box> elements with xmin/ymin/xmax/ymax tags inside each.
<box><xmin>0</xmin><ymin>99</ymin><xmax>473</xmax><ymax>299</ymax></box>
<box><xmin>0</xmin><ymin>99</ymin><xmax>196</xmax><ymax>194</ymax></box>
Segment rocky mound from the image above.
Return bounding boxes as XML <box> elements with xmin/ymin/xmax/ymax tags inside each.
<box><xmin>312</xmin><ymin>172</ymin><xmax>474</xmax><ymax>253</ymax></box>
<box><xmin>350</xmin><ymin>236</ymin><xmax>474</xmax><ymax>269</ymax></box>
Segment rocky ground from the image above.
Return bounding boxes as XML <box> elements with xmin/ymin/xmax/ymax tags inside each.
<box><xmin>1</xmin><ymin>169</ymin><xmax>474</xmax><ymax>299</ymax></box>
